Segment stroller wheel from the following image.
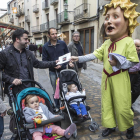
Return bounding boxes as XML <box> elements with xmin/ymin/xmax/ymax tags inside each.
<box><xmin>72</xmin><ymin>130</ymin><xmax>77</xmax><ymax>139</ymax></box>
<box><xmin>89</xmin><ymin>122</ymin><xmax>99</xmax><ymax>132</ymax></box>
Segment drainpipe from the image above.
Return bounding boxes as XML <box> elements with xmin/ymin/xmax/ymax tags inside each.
<box><xmin>59</xmin><ymin>0</ymin><xmax>61</xmax><ymax>33</ymax></box>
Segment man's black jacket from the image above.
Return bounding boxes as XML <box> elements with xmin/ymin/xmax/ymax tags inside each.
<box><xmin>0</xmin><ymin>45</ymin><xmax>56</xmax><ymax>95</ymax></box>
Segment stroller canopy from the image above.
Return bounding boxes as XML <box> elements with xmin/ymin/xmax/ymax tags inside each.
<box><xmin>16</xmin><ymin>87</ymin><xmax>53</xmax><ymax>111</ymax></box>
<box><xmin>59</xmin><ymin>69</ymin><xmax>82</xmax><ymax>91</ymax></box>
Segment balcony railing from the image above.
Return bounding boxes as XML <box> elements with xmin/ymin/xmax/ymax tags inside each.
<box><xmin>16</xmin><ymin>8</ymin><xmax>25</xmax><ymax>17</ymax></box>
<box><xmin>25</xmin><ymin>15</ymin><xmax>30</xmax><ymax>22</ymax></box>
<box><xmin>50</xmin><ymin>0</ymin><xmax>58</xmax><ymax>6</ymax></box>
<box><xmin>33</xmin><ymin>4</ymin><xmax>39</xmax><ymax>13</ymax></box>
<box><xmin>42</xmin><ymin>1</ymin><xmax>49</xmax><ymax>10</ymax></box>
<box><xmin>31</xmin><ymin>25</ymin><xmax>40</xmax><ymax>33</ymax></box>
<box><xmin>40</xmin><ymin>22</ymin><xmax>49</xmax><ymax>32</ymax></box>
<box><xmin>74</xmin><ymin>3</ymin><xmax>90</xmax><ymax>22</ymax></box>
<box><xmin>20</xmin><ymin>8</ymin><xmax>25</xmax><ymax>16</ymax></box>
<box><xmin>16</xmin><ymin>10</ymin><xmax>20</xmax><ymax>17</ymax></box>
<box><xmin>49</xmin><ymin>19</ymin><xmax>58</xmax><ymax>29</ymax></box>
<box><xmin>58</xmin><ymin>11</ymin><xmax>71</xmax><ymax>25</ymax></box>
<box><xmin>9</xmin><ymin>18</ymin><xmax>14</xmax><ymax>23</ymax></box>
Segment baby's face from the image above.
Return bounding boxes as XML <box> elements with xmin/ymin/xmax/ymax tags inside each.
<box><xmin>70</xmin><ymin>84</ymin><xmax>78</xmax><ymax>93</ymax></box>
<box><xmin>27</xmin><ymin>96</ymin><xmax>39</xmax><ymax>110</ymax></box>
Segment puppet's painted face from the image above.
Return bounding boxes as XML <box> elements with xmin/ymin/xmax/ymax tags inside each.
<box><xmin>104</xmin><ymin>7</ymin><xmax>129</xmax><ymax>41</ymax></box>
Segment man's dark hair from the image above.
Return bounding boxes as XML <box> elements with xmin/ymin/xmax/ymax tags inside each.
<box><xmin>12</xmin><ymin>29</ymin><xmax>29</xmax><ymax>43</ymax></box>
<box><xmin>48</xmin><ymin>27</ymin><xmax>56</xmax><ymax>35</ymax></box>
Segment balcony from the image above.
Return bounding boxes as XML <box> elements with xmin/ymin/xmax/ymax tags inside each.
<box><xmin>16</xmin><ymin>10</ymin><xmax>20</xmax><ymax>17</ymax></box>
<box><xmin>40</xmin><ymin>22</ymin><xmax>49</xmax><ymax>32</ymax></box>
<box><xmin>50</xmin><ymin>0</ymin><xmax>58</xmax><ymax>6</ymax></box>
<box><xmin>42</xmin><ymin>1</ymin><xmax>49</xmax><ymax>10</ymax></box>
<box><xmin>49</xmin><ymin>19</ymin><xmax>58</xmax><ymax>29</ymax></box>
<box><xmin>74</xmin><ymin>3</ymin><xmax>90</xmax><ymax>23</ymax></box>
<box><xmin>25</xmin><ymin>15</ymin><xmax>30</xmax><ymax>22</ymax></box>
<box><xmin>9</xmin><ymin>18</ymin><xmax>14</xmax><ymax>23</ymax></box>
<box><xmin>58</xmin><ymin>11</ymin><xmax>71</xmax><ymax>25</ymax></box>
<box><xmin>20</xmin><ymin>8</ymin><xmax>25</xmax><ymax>16</ymax></box>
<box><xmin>16</xmin><ymin>8</ymin><xmax>25</xmax><ymax>17</ymax></box>
<box><xmin>31</xmin><ymin>25</ymin><xmax>40</xmax><ymax>33</ymax></box>
<box><xmin>33</xmin><ymin>4</ymin><xmax>39</xmax><ymax>13</ymax></box>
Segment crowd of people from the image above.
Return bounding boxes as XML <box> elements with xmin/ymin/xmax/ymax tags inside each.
<box><xmin>0</xmin><ymin>0</ymin><xmax>140</xmax><ymax>140</ymax></box>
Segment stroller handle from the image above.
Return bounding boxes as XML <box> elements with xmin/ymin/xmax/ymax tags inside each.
<box><xmin>8</xmin><ymin>79</ymin><xmax>44</xmax><ymax>91</ymax></box>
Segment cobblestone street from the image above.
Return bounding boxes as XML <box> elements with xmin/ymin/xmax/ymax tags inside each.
<box><xmin>2</xmin><ymin>59</ymin><xmax>140</xmax><ymax>140</ymax></box>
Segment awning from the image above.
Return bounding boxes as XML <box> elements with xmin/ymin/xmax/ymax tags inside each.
<box><xmin>0</xmin><ymin>21</ymin><xmax>23</xmax><ymax>44</ymax></box>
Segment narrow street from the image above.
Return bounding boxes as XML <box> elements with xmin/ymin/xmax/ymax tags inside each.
<box><xmin>1</xmin><ymin>56</ymin><xmax>140</xmax><ymax>140</ymax></box>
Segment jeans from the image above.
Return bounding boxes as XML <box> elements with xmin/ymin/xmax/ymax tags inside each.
<box><xmin>49</xmin><ymin>71</ymin><xmax>60</xmax><ymax>108</ymax></box>
<box><xmin>0</xmin><ymin>114</ymin><xmax>4</xmax><ymax>138</ymax></box>
<box><xmin>70</xmin><ymin>104</ymin><xmax>87</xmax><ymax>115</ymax></box>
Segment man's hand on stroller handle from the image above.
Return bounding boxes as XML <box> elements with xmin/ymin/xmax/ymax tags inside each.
<box><xmin>12</xmin><ymin>78</ymin><xmax>22</xmax><ymax>85</ymax></box>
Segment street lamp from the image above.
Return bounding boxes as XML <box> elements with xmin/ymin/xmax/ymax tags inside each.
<box><xmin>64</xmin><ymin>3</ymin><xmax>68</xmax><ymax>10</ymax></box>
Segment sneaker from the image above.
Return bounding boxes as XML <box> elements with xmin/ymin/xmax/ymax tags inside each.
<box><xmin>77</xmin><ymin>114</ymin><xmax>84</xmax><ymax>121</ymax></box>
<box><xmin>83</xmin><ymin>115</ymin><xmax>89</xmax><ymax>120</ymax></box>
<box><xmin>126</xmin><ymin>127</ymin><xmax>134</xmax><ymax>139</ymax></box>
<box><xmin>64</xmin><ymin>123</ymin><xmax>76</xmax><ymax>139</ymax></box>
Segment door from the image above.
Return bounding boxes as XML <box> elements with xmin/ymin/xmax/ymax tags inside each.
<box><xmin>85</xmin><ymin>30</ymin><xmax>89</xmax><ymax>54</ymax></box>
<box><xmin>63</xmin><ymin>31</ymin><xmax>69</xmax><ymax>45</ymax></box>
<box><xmin>80</xmin><ymin>30</ymin><xmax>84</xmax><ymax>49</ymax></box>
<box><xmin>90</xmin><ymin>29</ymin><xmax>94</xmax><ymax>53</ymax></box>
<box><xmin>45</xmin><ymin>0</ymin><xmax>48</xmax><ymax>7</ymax></box>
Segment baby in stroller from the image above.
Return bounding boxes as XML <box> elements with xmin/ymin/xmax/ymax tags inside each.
<box><xmin>23</xmin><ymin>95</ymin><xmax>76</xmax><ymax>140</ymax></box>
<box><xmin>65</xmin><ymin>84</ymin><xmax>88</xmax><ymax>121</ymax></box>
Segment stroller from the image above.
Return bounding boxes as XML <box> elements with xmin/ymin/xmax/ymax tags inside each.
<box><xmin>8</xmin><ymin>79</ymin><xmax>70</xmax><ymax>140</ymax></box>
<box><xmin>59</xmin><ymin>69</ymin><xmax>99</xmax><ymax>138</ymax></box>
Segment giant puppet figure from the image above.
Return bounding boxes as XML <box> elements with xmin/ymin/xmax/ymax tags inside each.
<box><xmin>70</xmin><ymin>0</ymin><xmax>140</xmax><ymax>139</ymax></box>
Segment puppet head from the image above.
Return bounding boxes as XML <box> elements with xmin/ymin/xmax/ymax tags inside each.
<box><xmin>103</xmin><ymin>0</ymin><xmax>140</xmax><ymax>36</ymax></box>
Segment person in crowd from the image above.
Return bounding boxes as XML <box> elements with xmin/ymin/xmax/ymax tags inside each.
<box><xmin>29</xmin><ymin>42</ymin><xmax>35</xmax><ymax>54</ymax></box>
<box><xmin>129</xmin><ymin>39</ymin><xmax>140</xmax><ymax>105</ymax></box>
<box><xmin>33</xmin><ymin>43</ymin><xmax>38</xmax><ymax>57</ymax></box>
<box><xmin>42</xmin><ymin>27</ymin><xmax>69</xmax><ymax>111</ymax></box>
<box><xmin>23</xmin><ymin>95</ymin><xmax>76</xmax><ymax>140</ymax></box>
<box><xmin>38</xmin><ymin>45</ymin><xmax>42</xmax><ymax>57</ymax></box>
<box><xmin>0</xmin><ymin>98</ymin><xmax>7</xmax><ymax>140</ymax></box>
<box><xmin>65</xmin><ymin>84</ymin><xmax>88</xmax><ymax>121</ymax></box>
<box><xmin>68</xmin><ymin>31</ymin><xmax>87</xmax><ymax>76</ymax></box>
<box><xmin>70</xmin><ymin>0</ymin><xmax>140</xmax><ymax>139</ymax></box>
<box><xmin>26</xmin><ymin>41</ymin><xmax>30</xmax><ymax>50</ymax></box>
<box><xmin>0</xmin><ymin>29</ymin><xmax>58</xmax><ymax>140</ymax></box>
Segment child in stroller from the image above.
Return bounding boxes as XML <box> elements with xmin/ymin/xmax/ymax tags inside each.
<box><xmin>65</xmin><ymin>84</ymin><xmax>89</xmax><ymax>121</ymax></box>
<box><xmin>59</xmin><ymin>69</ymin><xmax>99</xmax><ymax>135</ymax></box>
<box><xmin>23</xmin><ymin>94</ymin><xmax>76</xmax><ymax>140</ymax></box>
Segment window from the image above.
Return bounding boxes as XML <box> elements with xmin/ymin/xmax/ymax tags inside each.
<box><xmin>14</xmin><ymin>2</ymin><xmax>16</xmax><ymax>7</ymax></box>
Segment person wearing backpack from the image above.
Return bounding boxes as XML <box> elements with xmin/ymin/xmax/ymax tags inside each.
<box><xmin>0</xmin><ymin>98</ymin><xmax>7</xmax><ymax>140</ymax></box>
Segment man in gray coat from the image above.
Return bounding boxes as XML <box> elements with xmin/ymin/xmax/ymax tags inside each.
<box><xmin>0</xmin><ymin>98</ymin><xmax>7</xmax><ymax>139</ymax></box>
<box><xmin>68</xmin><ymin>31</ymin><xmax>87</xmax><ymax>76</ymax></box>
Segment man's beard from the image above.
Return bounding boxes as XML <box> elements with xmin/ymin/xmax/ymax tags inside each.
<box><xmin>20</xmin><ymin>43</ymin><xmax>27</xmax><ymax>49</ymax></box>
